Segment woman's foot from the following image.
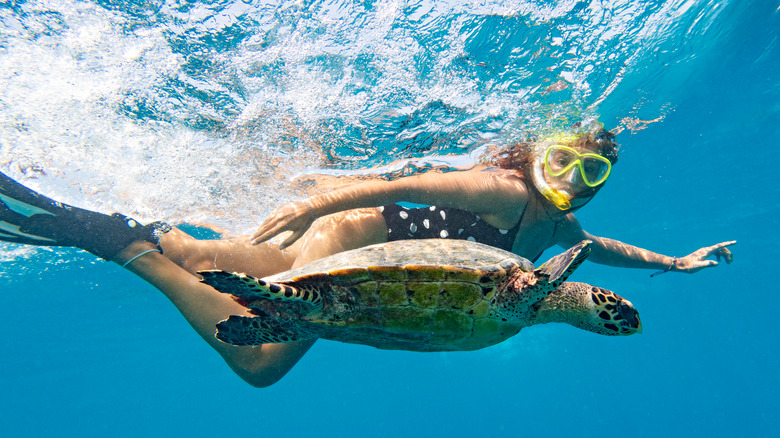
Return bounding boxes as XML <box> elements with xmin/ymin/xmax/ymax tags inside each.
<box><xmin>0</xmin><ymin>171</ymin><xmax>170</xmax><ymax>260</ymax></box>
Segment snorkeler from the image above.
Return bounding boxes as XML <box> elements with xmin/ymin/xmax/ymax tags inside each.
<box><xmin>0</xmin><ymin>125</ymin><xmax>735</xmax><ymax>387</ymax></box>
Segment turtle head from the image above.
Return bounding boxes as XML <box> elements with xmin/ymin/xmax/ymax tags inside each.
<box><xmin>529</xmin><ymin>282</ymin><xmax>642</xmax><ymax>336</ymax></box>
<box><xmin>579</xmin><ymin>284</ymin><xmax>642</xmax><ymax>336</ymax></box>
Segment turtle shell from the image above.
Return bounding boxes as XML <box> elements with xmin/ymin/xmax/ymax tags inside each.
<box><xmin>262</xmin><ymin>239</ymin><xmax>537</xmax><ymax>351</ymax></box>
<box><xmin>266</xmin><ymin>239</ymin><xmax>535</xmax><ymax>283</ymax></box>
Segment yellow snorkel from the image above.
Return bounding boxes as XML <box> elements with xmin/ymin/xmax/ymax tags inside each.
<box><xmin>531</xmin><ymin>134</ymin><xmax>580</xmax><ymax>210</ymax></box>
<box><xmin>532</xmin><ymin>151</ymin><xmax>573</xmax><ymax>210</ymax></box>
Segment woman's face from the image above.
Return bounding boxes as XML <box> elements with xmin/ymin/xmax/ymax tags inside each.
<box><xmin>538</xmin><ymin>143</ymin><xmax>611</xmax><ymax>210</ymax></box>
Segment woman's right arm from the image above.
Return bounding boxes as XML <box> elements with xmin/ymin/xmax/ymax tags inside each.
<box><xmin>252</xmin><ymin>168</ymin><xmax>528</xmax><ymax>248</ymax></box>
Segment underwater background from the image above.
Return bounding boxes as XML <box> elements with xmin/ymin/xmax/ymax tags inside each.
<box><xmin>0</xmin><ymin>0</ymin><xmax>777</xmax><ymax>436</ymax></box>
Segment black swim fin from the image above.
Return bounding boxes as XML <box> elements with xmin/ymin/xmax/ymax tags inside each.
<box><xmin>0</xmin><ymin>171</ymin><xmax>170</xmax><ymax>261</ymax></box>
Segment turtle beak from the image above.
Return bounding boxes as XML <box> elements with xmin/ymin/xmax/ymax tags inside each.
<box><xmin>617</xmin><ymin>300</ymin><xmax>642</xmax><ymax>335</ymax></box>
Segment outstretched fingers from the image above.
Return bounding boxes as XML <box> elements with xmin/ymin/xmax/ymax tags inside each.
<box><xmin>279</xmin><ymin>229</ymin><xmax>306</xmax><ymax>250</ymax></box>
<box><xmin>251</xmin><ymin>201</ymin><xmax>315</xmax><ymax>246</ymax></box>
<box><xmin>677</xmin><ymin>240</ymin><xmax>736</xmax><ymax>273</ymax></box>
<box><xmin>251</xmin><ymin>217</ymin><xmax>285</xmax><ymax>245</ymax></box>
<box><xmin>710</xmin><ymin>240</ymin><xmax>736</xmax><ymax>264</ymax></box>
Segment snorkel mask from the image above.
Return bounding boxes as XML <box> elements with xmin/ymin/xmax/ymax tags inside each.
<box><xmin>531</xmin><ymin>135</ymin><xmax>612</xmax><ymax>210</ymax></box>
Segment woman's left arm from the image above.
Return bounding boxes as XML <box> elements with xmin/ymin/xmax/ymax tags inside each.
<box><xmin>556</xmin><ymin>215</ymin><xmax>735</xmax><ymax>274</ymax></box>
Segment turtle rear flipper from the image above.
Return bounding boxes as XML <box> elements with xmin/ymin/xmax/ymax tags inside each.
<box><xmin>534</xmin><ymin>240</ymin><xmax>591</xmax><ymax>287</ymax></box>
<box><xmin>199</xmin><ymin>270</ymin><xmax>323</xmax><ymax>307</ymax></box>
<box><xmin>216</xmin><ymin>315</ymin><xmax>312</xmax><ymax>346</ymax></box>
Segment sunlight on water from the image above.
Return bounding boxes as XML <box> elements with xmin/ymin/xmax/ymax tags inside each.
<box><xmin>0</xmin><ymin>0</ymin><xmax>733</xmax><ymax>232</ymax></box>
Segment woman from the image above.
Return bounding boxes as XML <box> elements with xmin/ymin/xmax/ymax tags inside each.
<box><xmin>0</xmin><ymin>126</ymin><xmax>734</xmax><ymax>387</ymax></box>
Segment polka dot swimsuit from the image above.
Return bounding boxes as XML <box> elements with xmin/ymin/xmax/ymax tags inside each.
<box><xmin>380</xmin><ymin>203</ymin><xmax>524</xmax><ymax>255</ymax></box>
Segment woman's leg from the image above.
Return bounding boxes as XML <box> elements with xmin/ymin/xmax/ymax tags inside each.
<box><xmin>1</xmin><ymin>172</ymin><xmax>389</xmax><ymax>386</ymax></box>
<box><xmin>155</xmin><ymin>206</ymin><xmax>388</xmax><ymax>272</ymax></box>
<box><xmin>292</xmin><ymin>207</ymin><xmax>388</xmax><ymax>266</ymax></box>
<box><xmin>158</xmin><ymin>228</ymin><xmax>298</xmax><ymax>277</ymax></box>
<box><xmin>116</xmin><ymin>240</ymin><xmax>314</xmax><ymax>387</ymax></box>
<box><xmin>115</xmin><ymin>208</ymin><xmax>388</xmax><ymax>386</ymax></box>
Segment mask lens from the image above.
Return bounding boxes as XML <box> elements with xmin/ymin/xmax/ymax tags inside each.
<box><xmin>546</xmin><ymin>147</ymin><xmax>578</xmax><ymax>175</ymax></box>
<box><xmin>581</xmin><ymin>156</ymin><xmax>610</xmax><ymax>185</ymax></box>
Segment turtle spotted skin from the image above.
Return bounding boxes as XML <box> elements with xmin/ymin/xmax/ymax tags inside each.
<box><xmin>199</xmin><ymin>239</ymin><xmax>641</xmax><ymax>352</ymax></box>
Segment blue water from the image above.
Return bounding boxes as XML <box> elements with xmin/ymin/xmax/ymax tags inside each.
<box><xmin>1</xmin><ymin>1</ymin><xmax>778</xmax><ymax>436</ymax></box>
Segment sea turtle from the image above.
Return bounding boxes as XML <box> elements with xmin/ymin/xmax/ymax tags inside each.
<box><xmin>198</xmin><ymin>239</ymin><xmax>641</xmax><ymax>351</ymax></box>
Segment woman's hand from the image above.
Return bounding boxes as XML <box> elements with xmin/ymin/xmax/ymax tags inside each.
<box><xmin>251</xmin><ymin>201</ymin><xmax>316</xmax><ymax>249</ymax></box>
<box><xmin>674</xmin><ymin>241</ymin><xmax>736</xmax><ymax>273</ymax></box>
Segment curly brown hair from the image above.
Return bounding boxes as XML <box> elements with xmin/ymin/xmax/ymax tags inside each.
<box><xmin>483</xmin><ymin>127</ymin><xmax>619</xmax><ymax>174</ymax></box>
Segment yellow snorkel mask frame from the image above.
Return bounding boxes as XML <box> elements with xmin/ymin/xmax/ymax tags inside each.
<box><xmin>543</xmin><ymin>145</ymin><xmax>612</xmax><ymax>188</ymax></box>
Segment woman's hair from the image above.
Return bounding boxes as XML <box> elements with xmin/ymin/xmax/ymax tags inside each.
<box><xmin>483</xmin><ymin>127</ymin><xmax>619</xmax><ymax>173</ymax></box>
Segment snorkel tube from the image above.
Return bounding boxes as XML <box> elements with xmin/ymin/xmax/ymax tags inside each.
<box><xmin>531</xmin><ymin>152</ymin><xmax>573</xmax><ymax>210</ymax></box>
<box><xmin>531</xmin><ymin>133</ymin><xmax>580</xmax><ymax>210</ymax></box>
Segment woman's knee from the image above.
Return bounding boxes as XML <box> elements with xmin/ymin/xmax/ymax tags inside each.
<box><xmin>233</xmin><ymin>367</ymin><xmax>286</xmax><ymax>388</ymax></box>
<box><xmin>227</xmin><ymin>341</ymin><xmax>316</xmax><ymax>388</ymax></box>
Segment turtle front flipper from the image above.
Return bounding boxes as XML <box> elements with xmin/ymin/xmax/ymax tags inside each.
<box><xmin>535</xmin><ymin>240</ymin><xmax>591</xmax><ymax>287</ymax></box>
<box><xmin>198</xmin><ymin>270</ymin><xmax>323</xmax><ymax>307</ymax></box>
<box><xmin>216</xmin><ymin>315</ymin><xmax>313</xmax><ymax>346</ymax></box>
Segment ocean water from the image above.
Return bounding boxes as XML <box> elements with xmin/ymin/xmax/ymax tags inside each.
<box><xmin>0</xmin><ymin>0</ymin><xmax>777</xmax><ymax>436</ymax></box>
